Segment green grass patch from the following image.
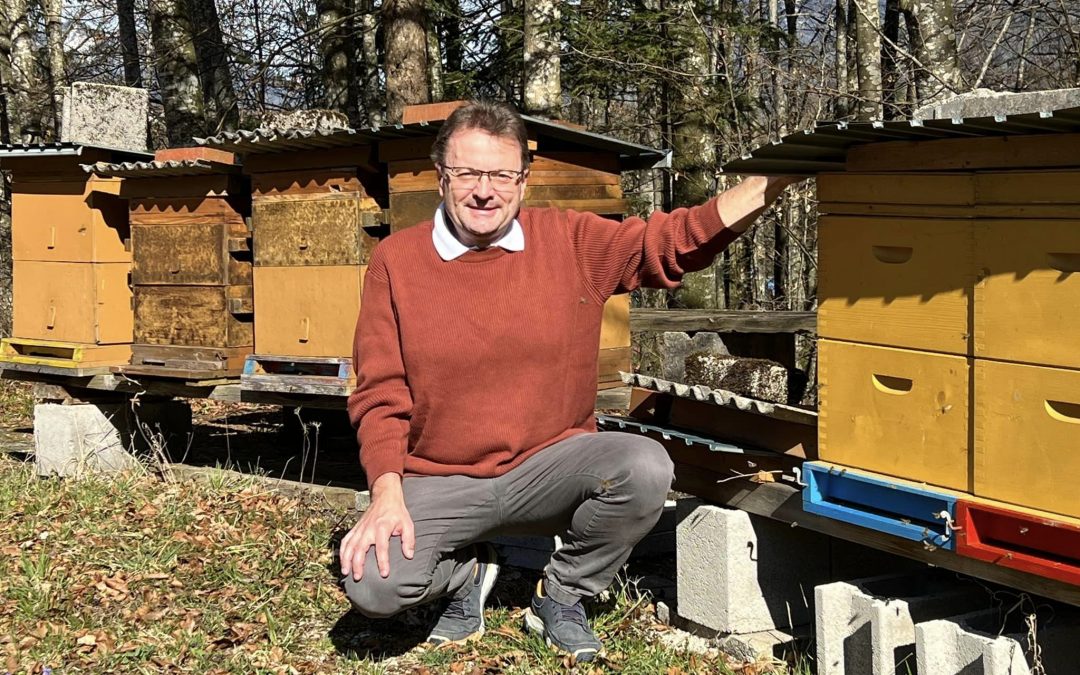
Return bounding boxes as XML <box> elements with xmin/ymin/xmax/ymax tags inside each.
<box><xmin>0</xmin><ymin>453</ymin><xmax>799</xmax><ymax>673</ymax></box>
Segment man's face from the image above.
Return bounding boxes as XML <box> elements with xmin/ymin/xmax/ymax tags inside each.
<box><xmin>438</xmin><ymin>128</ymin><xmax>528</xmax><ymax>248</ymax></box>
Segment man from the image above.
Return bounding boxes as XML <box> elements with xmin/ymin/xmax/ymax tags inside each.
<box><xmin>340</xmin><ymin>101</ymin><xmax>796</xmax><ymax>662</ymax></box>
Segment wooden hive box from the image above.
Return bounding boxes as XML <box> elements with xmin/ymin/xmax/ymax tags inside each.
<box><xmin>390</xmin><ymin>102</ymin><xmax>635</xmax><ymax>388</ymax></box>
<box><xmin>86</xmin><ymin>147</ymin><xmax>254</xmax><ymax>378</ymax></box>
<box><xmin>246</xmin><ymin>145</ymin><xmax>383</xmax><ymax>363</ymax></box>
<box><xmin>0</xmin><ymin>144</ymin><xmax>152</xmax><ymax>370</ymax></box>
<box><xmin>813</xmin><ymin>131</ymin><xmax>1080</xmax><ymax>517</ymax></box>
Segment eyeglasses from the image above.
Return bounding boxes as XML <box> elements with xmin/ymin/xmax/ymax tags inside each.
<box><xmin>439</xmin><ymin>164</ymin><xmax>526</xmax><ymax>190</ymax></box>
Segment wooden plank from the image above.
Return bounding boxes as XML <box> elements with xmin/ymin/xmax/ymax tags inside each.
<box><xmin>130</xmin><ymin>197</ymin><xmax>247</xmax><ymax>226</ymax></box>
<box><xmin>525</xmin><ymin>198</ymin><xmax>627</xmax><ymax>215</ymax></box>
<box><xmin>401</xmin><ymin>100</ymin><xmax>467</xmax><ymax>124</ymax></box>
<box><xmin>816</xmin><ymin>172</ymin><xmax>975</xmax><ymax>206</ymax></box>
<box><xmin>598</xmin><ymin>346</ymin><xmax>631</xmax><ymax>386</ymax></box>
<box><xmin>600</xmin><ymin>294</ymin><xmax>630</xmax><ymax>349</ymax></box>
<box><xmin>594</xmin><ymin>385</ymin><xmax>630</xmax><ymax>411</ymax></box>
<box><xmin>252</xmin><ymin>194</ymin><xmax>379</xmax><ymax>266</ymax></box>
<box><xmin>846</xmin><ymin>133</ymin><xmax>1080</xmax><ymax>172</ymax></box>
<box><xmin>118</xmin><ymin>174</ymin><xmax>244</xmax><ymax>200</ymax></box>
<box><xmin>128</xmin><ymin>343</ymin><xmax>251</xmax><ymax>371</ymax></box>
<box><xmin>11</xmin><ymin>177</ymin><xmax>129</xmax><ymax>264</ymax></box>
<box><xmin>253</xmin><ymin>265</ymin><xmax>364</xmax><ymax>358</ymax></box>
<box><xmin>251</xmin><ymin>170</ymin><xmax>367</xmax><ymax>198</ymax></box>
<box><xmin>378</xmin><ymin>137</ymin><xmax>437</xmax><ymax>162</ymax></box>
<box><xmin>629</xmin><ymin>387</ymin><xmax>817</xmax><ymax>457</ymax></box>
<box><xmin>388</xmin><ymin>156</ymin><xmax>620</xmax><ymax>194</ymax></box>
<box><xmin>134</xmin><ymin>286</ymin><xmax>254</xmax><ymax>347</ymax></box>
<box><xmin>629</xmin><ymin>309</ymin><xmax>816</xmax><ymax>334</ymax></box>
<box><xmin>389</xmin><ymin>190</ymin><xmax>442</xmax><ymax>233</ymax></box>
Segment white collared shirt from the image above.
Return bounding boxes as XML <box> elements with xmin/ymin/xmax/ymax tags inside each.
<box><xmin>432</xmin><ymin>205</ymin><xmax>525</xmax><ymax>261</ymax></box>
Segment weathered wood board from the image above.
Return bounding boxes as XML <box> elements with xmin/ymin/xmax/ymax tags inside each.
<box><xmin>817</xmin><ymin>172</ymin><xmax>976</xmax><ymax>217</ymax></box>
<box><xmin>132</xmin><ymin>220</ymin><xmax>251</xmax><ymax>286</ymax></box>
<box><xmin>598</xmin><ymin>346</ymin><xmax>631</xmax><ymax>389</ymax></box>
<box><xmin>13</xmin><ymin>261</ymin><xmax>133</xmax><ymax>344</ymax></box>
<box><xmin>123</xmin><ymin>343</ymin><xmax>251</xmax><ymax>376</ymax></box>
<box><xmin>846</xmin><ymin>133</ymin><xmax>1080</xmax><ymax>173</ymax></box>
<box><xmin>133</xmin><ymin>286</ymin><xmax>253</xmax><ymax>347</ymax></box>
<box><xmin>819</xmin><ymin>339</ymin><xmax>971</xmax><ymax>492</ymax></box>
<box><xmin>252</xmin><ymin>194</ymin><xmax>380</xmax><ymax>266</ymax></box>
<box><xmin>0</xmin><ymin>337</ymin><xmax>131</xmax><ymax>368</ymax></box>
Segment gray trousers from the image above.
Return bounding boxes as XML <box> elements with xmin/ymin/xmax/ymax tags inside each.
<box><xmin>343</xmin><ymin>431</ymin><xmax>673</xmax><ymax>618</ymax></box>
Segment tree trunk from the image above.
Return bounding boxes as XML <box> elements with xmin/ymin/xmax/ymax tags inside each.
<box><xmin>668</xmin><ymin>0</ymin><xmax>718</xmax><ymax>309</ymax></box>
<box><xmin>317</xmin><ymin>0</ymin><xmax>357</xmax><ymax>122</ymax></box>
<box><xmin>426</xmin><ymin>10</ymin><xmax>443</xmax><ymax>102</ymax></box>
<box><xmin>7</xmin><ymin>0</ymin><xmax>37</xmax><ymax>140</ymax></box>
<box><xmin>148</xmin><ymin>0</ymin><xmax>206</xmax><ymax>145</ymax></box>
<box><xmin>117</xmin><ymin>0</ymin><xmax>142</xmax><ymax>87</ymax></box>
<box><xmin>881</xmin><ymin>0</ymin><xmax>901</xmax><ymax>118</ymax></box>
<box><xmin>186</xmin><ymin>0</ymin><xmax>239</xmax><ymax>132</ymax></box>
<box><xmin>43</xmin><ymin>0</ymin><xmax>64</xmax><ymax>137</ymax></box>
<box><xmin>853</xmin><ymin>0</ymin><xmax>882</xmax><ymax>120</ymax></box>
<box><xmin>903</xmin><ymin>0</ymin><xmax>959</xmax><ymax>106</ymax></box>
<box><xmin>523</xmin><ymin>0</ymin><xmax>560</xmax><ymax>118</ymax></box>
<box><xmin>383</xmin><ymin>0</ymin><xmax>430</xmax><ymax>123</ymax></box>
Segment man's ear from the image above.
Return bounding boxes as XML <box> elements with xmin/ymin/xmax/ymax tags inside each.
<box><xmin>518</xmin><ymin>170</ymin><xmax>529</xmax><ymax>201</ymax></box>
<box><xmin>437</xmin><ymin>170</ymin><xmax>446</xmax><ymax>200</ymax></box>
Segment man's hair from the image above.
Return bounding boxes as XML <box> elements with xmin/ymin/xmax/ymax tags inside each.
<box><xmin>429</xmin><ymin>101</ymin><xmax>531</xmax><ymax>171</ymax></box>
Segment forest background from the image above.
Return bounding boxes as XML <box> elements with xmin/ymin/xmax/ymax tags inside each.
<box><xmin>0</xmin><ymin>0</ymin><xmax>1076</xmax><ymax>334</ymax></box>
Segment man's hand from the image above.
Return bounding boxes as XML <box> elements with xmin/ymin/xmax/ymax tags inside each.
<box><xmin>339</xmin><ymin>472</ymin><xmax>415</xmax><ymax>581</ymax></box>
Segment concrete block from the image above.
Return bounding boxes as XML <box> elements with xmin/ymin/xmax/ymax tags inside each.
<box><xmin>916</xmin><ymin>608</ymin><xmax>1080</xmax><ymax>675</ymax></box>
<box><xmin>61</xmin><ymin>82</ymin><xmax>148</xmax><ymax>152</ymax></box>
<box><xmin>682</xmin><ymin>353</ymin><xmax>787</xmax><ymax>403</ymax></box>
<box><xmin>915</xmin><ymin>87</ymin><xmax>1080</xmax><ymax>121</ymax></box>
<box><xmin>816</xmin><ymin>572</ymin><xmax>989</xmax><ymax>675</ymax></box>
<box><xmin>676</xmin><ymin>499</ymin><xmax>829</xmax><ymax>633</ymax></box>
<box><xmin>258</xmin><ymin>109</ymin><xmax>350</xmax><ymax>132</ymax></box>
<box><xmin>34</xmin><ymin>400</ymin><xmax>192</xmax><ymax>477</ymax></box>
<box><xmin>661</xmin><ymin>332</ymin><xmax>728</xmax><ymax>382</ymax></box>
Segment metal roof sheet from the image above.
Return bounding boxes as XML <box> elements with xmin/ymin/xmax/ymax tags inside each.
<box><xmin>620</xmin><ymin>372</ymin><xmax>817</xmax><ymax>425</ymax></box>
<box><xmin>0</xmin><ymin>141</ymin><xmax>152</xmax><ymax>162</ymax></box>
<box><xmin>198</xmin><ymin>118</ymin><xmax>667</xmax><ymax>170</ymax></box>
<box><xmin>82</xmin><ymin>158</ymin><xmax>240</xmax><ymax>178</ymax></box>
<box><xmin>722</xmin><ymin>106</ymin><xmax>1080</xmax><ymax>175</ymax></box>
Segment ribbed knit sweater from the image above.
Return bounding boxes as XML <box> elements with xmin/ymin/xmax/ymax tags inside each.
<box><xmin>348</xmin><ymin>199</ymin><xmax>734</xmax><ymax>482</ymax></box>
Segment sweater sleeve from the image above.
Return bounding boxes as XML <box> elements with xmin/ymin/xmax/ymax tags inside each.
<box><xmin>567</xmin><ymin>197</ymin><xmax>736</xmax><ymax>299</ymax></box>
<box><xmin>347</xmin><ymin>247</ymin><xmax>413</xmax><ymax>483</ymax></box>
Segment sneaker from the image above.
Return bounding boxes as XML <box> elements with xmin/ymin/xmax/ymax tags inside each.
<box><xmin>426</xmin><ymin>543</ymin><xmax>500</xmax><ymax>646</ymax></box>
<box><xmin>523</xmin><ymin>579</ymin><xmax>603</xmax><ymax>663</ymax></box>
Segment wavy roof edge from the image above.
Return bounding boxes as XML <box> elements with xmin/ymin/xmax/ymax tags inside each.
<box><xmin>0</xmin><ymin>141</ymin><xmax>152</xmax><ymax>161</ymax></box>
<box><xmin>82</xmin><ymin>158</ymin><xmax>240</xmax><ymax>178</ymax></box>
<box><xmin>197</xmin><ymin>117</ymin><xmax>668</xmax><ymax>170</ymax></box>
<box><xmin>722</xmin><ymin>105</ymin><xmax>1080</xmax><ymax>175</ymax></box>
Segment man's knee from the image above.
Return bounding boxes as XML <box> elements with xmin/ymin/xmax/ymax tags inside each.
<box><xmin>341</xmin><ymin>572</ymin><xmax>416</xmax><ymax>619</ymax></box>
<box><xmin>608</xmin><ymin>434</ymin><xmax>674</xmax><ymax>500</ymax></box>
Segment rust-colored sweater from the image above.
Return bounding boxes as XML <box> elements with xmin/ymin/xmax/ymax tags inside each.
<box><xmin>348</xmin><ymin>200</ymin><xmax>734</xmax><ymax>482</ymax></box>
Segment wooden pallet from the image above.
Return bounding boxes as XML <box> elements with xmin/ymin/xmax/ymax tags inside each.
<box><xmin>956</xmin><ymin>501</ymin><xmax>1080</xmax><ymax>587</ymax></box>
<box><xmin>0</xmin><ymin>337</ymin><xmax>130</xmax><ymax>374</ymax></box>
<box><xmin>802</xmin><ymin>461</ymin><xmax>958</xmax><ymax>550</ymax></box>
<box><xmin>241</xmin><ymin>354</ymin><xmax>355</xmax><ymax>396</ymax></box>
<box><xmin>114</xmin><ymin>344</ymin><xmax>250</xmax><ymax>380</ymax></box>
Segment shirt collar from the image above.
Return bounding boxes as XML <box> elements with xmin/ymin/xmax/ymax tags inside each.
<box><xmin>432</xmin><ymin>205</ymin><xmax>524</xmax><ymax>261</ymax></box>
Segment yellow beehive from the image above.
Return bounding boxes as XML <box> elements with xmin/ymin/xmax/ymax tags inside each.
<box><xmin>11</xmin><ymin>177</ymin><xmax>128</xmax><ymax>263</ymax></box>
<box><xmin>12</xmin><ymin>260</ymin><xmax>133</xmax><ymax>344</ymax></box>
<box><xmin>975</xmin><ymin>359</ymin><xmax>1080</xmax><ymax>518</ymax></box>
<box><xmin>818</xmin><ymin>339</ymin><xmax>971</xmax><ymax>491</ymax></box>
<box><xmin>817</xmin><ymin>215</ymin><xmax>976</xmax><ymax>355</ymax></box>
<box><xmin>975</xmin><ymin>219</ymin><xmax>1080</xmax><ymax>370</ymax></box>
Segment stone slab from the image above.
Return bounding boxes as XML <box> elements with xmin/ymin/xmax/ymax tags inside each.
<box><xmin>676</xmin><ymin>499</ymin><xmax>830</xmax><ymax>633</ymax></box>
<box><xmin>661</xmin><ymin>331</ymin><xmax>728</xmax><ymax>383</ymax></box>
<box><xmin>61</xmin><ymin>82</ymin><xmax>149</xmax><ymax>152</ymax></box>
<box><xmin>915</xmin><ymin>87</ymin><xmax>1080</xmax><ymax>121</ymax></box>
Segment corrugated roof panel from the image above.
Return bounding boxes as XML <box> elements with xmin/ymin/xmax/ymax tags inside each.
<box><xmin>82</xmin><ymin>159</ymin><xmax>240</xmax><ymax>178</ymax></box>
<box><xmin>724</xmin><ymin>105</ymin><xmax>1080</xmax><ymax>174</ymax></box>
<box><xmin>0</xmin><ymin>141</ymin><xmax>152</xmax><ymax>161</ymax></box>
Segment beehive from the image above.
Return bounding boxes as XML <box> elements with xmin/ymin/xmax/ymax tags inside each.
<box><xmin>0</xmin><ymin>143</ymin><xmax>151</xmax><ymax>369</ymax></box>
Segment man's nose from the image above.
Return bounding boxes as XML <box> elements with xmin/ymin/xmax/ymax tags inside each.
<box><xmin>471</xmin><ymin>175</ymin><xmax>497</xmax><ymax>199</ymax></box>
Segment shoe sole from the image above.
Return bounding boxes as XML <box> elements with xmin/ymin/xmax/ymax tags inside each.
<box><xmin>522</xmin><ymin>608</ymin><xmax>601</xmax><ymax>662</ymax></box>
<box><xmin>427</xmin><ymin>552</ymin><xmax>501</xmax><ymax>647</ymax></box>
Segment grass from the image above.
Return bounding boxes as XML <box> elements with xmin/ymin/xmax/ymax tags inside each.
<box><xmin>0</xmin><ymin>403</ymin><xmax>805</xmax><ymax>674</ymax></box>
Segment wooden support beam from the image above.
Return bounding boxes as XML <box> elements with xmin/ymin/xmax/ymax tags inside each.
<box><xmin>630</xmin><ymin>309</ymin><xmax>816</xmax><ymax>334</ymax></box>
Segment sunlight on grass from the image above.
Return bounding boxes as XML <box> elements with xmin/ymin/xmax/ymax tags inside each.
<box><xmin>0</xmin><ymin>452</ymin><xmax>801</xmax><ymax>673</ymax></box>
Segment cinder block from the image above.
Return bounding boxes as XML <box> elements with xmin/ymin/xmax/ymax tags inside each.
<box><xmin>34</xmin><ymin>400</ymin><xmax>192</xmax><ymax>477</ymax></box>
<box><xmin>916</xmin><ymin>608</ymin><xmax>1080</xmax><ymax>675</ymax></box>
<box><xmin>61</xmin><ymin>82</ymin><xmax>148</xmax><ymax>152</ymax></box>
<box><xmin>676</xmin><ymin>499</ymin><xmax>829</xmax><ymax>633</ymax></box>
<box><xmin>683</xmin><ymin>353</ymin><xmax>787</xmax><ymax>403</ymax></box>
<box><xmin>816</xmin><ymin>572</ymin><xmax>989</xmax><ymax>675</ymax></box>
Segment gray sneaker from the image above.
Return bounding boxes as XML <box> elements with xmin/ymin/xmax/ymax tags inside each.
<box><xmin>523</xmin><ymin>580</ymin><xmax>603</xmax><ymax>662</ymax></box>
<box><xmin>426</xmin><ymin>543</ymin><xmax>500</xmax><ymax>646</ymax></box>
